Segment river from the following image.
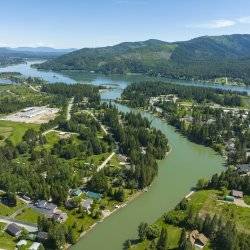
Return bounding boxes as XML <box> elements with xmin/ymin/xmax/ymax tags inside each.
<box><xmin>0</xmin><ymin>61</ymin><xmax>229</xmax><ymax>250</ymax></box>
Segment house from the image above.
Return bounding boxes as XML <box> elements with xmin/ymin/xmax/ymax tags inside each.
<box><xmin>231</xmin><ymin>190</ymin><xmax>243</xmax><ymax>199</ymax></box>
<box><xmin>52</xmin><ymin>211</ymin><xmax>68</xmax><ymax>223</ymax></box>
<box><xmin>16</xmin><ymin>240</ymin><xmax>27</xmax><ymax>247</ymax></box>
<box><xmin>70</xmin><ymin>188</ymin><xmax>82</xmax><ymax>197</ymax></box>
<box><xmin>6</xmin><ymin>223</ymin><xmax>22</xmax><ymax>237</ymax></box>
<box><xmin>36</xmin><ymin>200</ymin><xmax>57</xmax><ymax>213</ymax></box>
<box><xmin>46</xmin><ymin>203</ymin><xmax>57</xmax><ymax>213</ymax></box>
<box><xmin>29</xmin><ymin>242</ymin><xmax>41</xmax><ymax>250</ymax></box>
<box><xmin>36</xmin><ymin>200</ymin><xmax>47</xmax><ymax>209</ymax></box>
<box><xmin>37</xmin><ymin>231</ymin><xmax>49</xmax><ymax>242</ymax></box>
<box><xmin>189</xmin><ymin>230</ymin><xmax>208</xmax><ymax>248</ymax></box>
<box><xmin>237</xmin><ymin>163</ymin><xmax>250</xmax><ymax>175</ymax></box>
<box><xmin>85</xmin><ymin>191</ymin><xmax>102</xmax><ymax>200</ymax></box>
<box><xmin>65</xmin><ymin>198</ymin><xmax>78</xmax><ymax>209</ymax></box>
<box><xmin>81</xmin><ymin>198</ymin><xmax>93</xmax><ymax>212</ymax></box>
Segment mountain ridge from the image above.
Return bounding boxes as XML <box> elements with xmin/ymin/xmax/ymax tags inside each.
<box><xmin>34</xmin><ymin>34</ymin><xmax>250</xmax><ymax>84</ymax></box>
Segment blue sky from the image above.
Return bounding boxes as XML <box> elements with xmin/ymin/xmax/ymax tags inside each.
<box><xmin>1</xmin><ymin>0</ymin><xmax>250</xmax><ymax>48</ymax></box>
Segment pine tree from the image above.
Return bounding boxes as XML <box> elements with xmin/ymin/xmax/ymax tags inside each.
<box><xmin>179</xmin><ymin>229</ymin><xmax>187</xmax><ymax>250</ymax></box>
<box><xmin>156</xmin><ymin>227</ymin><xmax>168</xmax><ymax>250</ymax></box>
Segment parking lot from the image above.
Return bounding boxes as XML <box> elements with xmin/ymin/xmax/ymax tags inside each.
<box><xmin>1</xmin><ymin>106</ymin><xmax>59</xmax><ymax>124</ymax></box>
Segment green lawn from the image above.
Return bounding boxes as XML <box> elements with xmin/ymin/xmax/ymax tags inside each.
<box><xmin>243</xmin><ymin>195</ymin><xmax>250</xmax><ymax>205</ymax></box>
<box><xmin>189</xmin><ymin>190</ymin><xmax>250</xmax><ymax>233</ymax></box>
<box><xmin>0</xmin><ymin>120</ymin><xmax>39</xmax><ymax>145</ymax></box>
<box><xmin>0</xmin><ymin>231</ymin><xmax>16</xmax><ymax>250</ymax></box>
<box><xmin>0</xmin><ymin>194</ymin><xmax>26</xmax><ymax>217</ymax></box>
<box><xmin>15</xmin><ymin>207</ymin><xmax>41</xmax><ymax>224</ymax></box>
<box><xmin>64</xmin><ymin>209</ymin><xmax>95</xmax><ymax>238</ymax></box>
<box><xmin>133</xmin><ymin>224</ymin><xmax>182</xmax><ymax>250</ymax></box>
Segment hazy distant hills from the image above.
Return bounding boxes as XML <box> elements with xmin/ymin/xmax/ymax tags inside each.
<box><xmin>35</xmin><ymin>34</ymin><xmax>250</xmax><ymax>84</ymax></box>
<box><xmin>0</xmin><ymin>47</ymin><xmax>76</xmax><ymax>59</ymax></box>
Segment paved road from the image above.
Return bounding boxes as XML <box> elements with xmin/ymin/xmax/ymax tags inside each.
<box><xmin>96</xmin><ymin>152</ymin><xmax>115</xmax><ymax>172</ymax></box>
<box><xmin>0</xmin><ymin>216</ymin><xmax>37</xmax><ymax>232</ymax></box>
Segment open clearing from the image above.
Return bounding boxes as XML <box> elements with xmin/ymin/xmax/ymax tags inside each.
<box><xmin>1</xmin><ymin>106</ymin><xmax>59</xmax><ymax>124</ymax></box>
<box><xmin>0</xmin><ymin>120</ymin><xmax>39</xmax><ymax>144</ymax></box>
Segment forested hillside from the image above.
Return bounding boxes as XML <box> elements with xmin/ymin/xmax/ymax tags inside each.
<box><xmin>35</xmin><ymin>34</ymin><xmax>250</xmax><ymax>85</ymax></box>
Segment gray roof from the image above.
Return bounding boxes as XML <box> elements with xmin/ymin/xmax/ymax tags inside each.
<box><xmin>237</xmin><ymin>164</ymin><xmax>250</xmax><ymax>173</ymax></box>
<box><xmin>6</xmin><ymin>223</ymin><xmax>22</xmax><ymax>236</ymax></box>
<box><xmin>46</xmin><ymin>203</ymin><xmax>57</xmax><ymax>211</ymax></box>
<box><xmin>37</xmin><ymin>231</ymin><xmax>48</xmax><ymax>241</ymax></box>
<box><xmin>36</xmin><ymin>200</ymin><xmax>47</xmax><ymax>208</ymax></box>
<box><xmin>82</xmin><ymin>198</ymin><xmax>93</xmax><ymax>209</ymax></box>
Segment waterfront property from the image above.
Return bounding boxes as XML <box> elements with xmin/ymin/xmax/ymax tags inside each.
<box><xmin>237</xmin><ymin>163</ymin><xmax>250</xmax><ymax>175</ymax></box>
<box><xmin>189</xmin><ymin>230</ymin><xmax>208</xmax><ymax>249</ymax></box>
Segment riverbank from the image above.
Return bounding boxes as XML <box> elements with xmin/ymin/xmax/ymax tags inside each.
<box><xmin>69</xmin><ymin>147</ymin><xmax>173</xmax><ymax>249</ymax></box>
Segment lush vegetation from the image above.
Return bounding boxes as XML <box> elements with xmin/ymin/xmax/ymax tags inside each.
<box><xmin>121</xmin><ymin>81</ymin><xmax>250</xmax><ymax>164</ymax></box>
<box><xmin>131</xmin><ymin>169</ymin><xmax>250</xmax><ymax>250</ymax></box>
<box><xmin>0</xmin><ymin>81</ymin><xmax>170</xmax><ymax>249</ymax></box>
<box><xmin>99</xmin><ymin>104</ymin><xmax>169</xmax><ymax>188</ymax></box>
<box><xmin>122</xmin><ymin>81</ymin><xmax>245</xmax><ymax>107</ymax></box>
<box><xmin>36</xmin><ymin>34</ymin><xmax>250</xmax><ymax>85</ymax></box>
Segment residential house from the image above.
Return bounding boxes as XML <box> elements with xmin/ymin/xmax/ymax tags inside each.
<box><xmin>6</xmin><ymin>223</ymin><xmax>22</xmax><ymax>237</ymax></box>
<box><xmin>231</xmin><ymin>190</ymin><xmax>244</xmax><ymax>199</ymax></box>
<box><xmin>189</xmin><ymin>230</ymin><xmax>208</xmax><ymax>248</ymax></box>
<box><xmin>16</xmin><ymin>240</ymin><xmax>27</xmax><ymax>247</ymax></box>
<box><xmin>35</xmin><ymin>200</ymin><xmax>57</xmax><ymax>213</ymax></box>
<box><xmin>37</xmin><ymin>231</ymin><xmax>49</xmax><ymax>242</ymax></box>
<box><xmin>52</xmin><ymin>211</ymin><xmax>68</xmax><ymax>223</ymax></box>
<box><xmin>236</xmin><ymin>164</ymin><xmax>250</xmax><ymax>175</ymax></box>
<box><xmin>29</xmin><ymin>242</ymin><xmax>41</xmax><ymax>250</ymax></box>
<box><xmin>81</xmin><ymin>198</ymin><xmax>93</xmax><ymax>213</ymax></box>
<box><xmin>70</xmin><ymin>188</ymin><xmax>82</xmax><ymax>197</ymax></box>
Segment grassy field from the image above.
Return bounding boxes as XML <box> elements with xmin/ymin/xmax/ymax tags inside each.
<box><xmin>0</xmin><ymin>231</ymin><xmax>16</xmax><ymax>250</ymax></box>
<box><xmin>133</xmin><ymin>224</ymin><xmax>182</xmax><ymax>250</ymax></box>
<box><xmin>15</xmin><ymin>207</ymin><xmax>41</xmax><ymax>224</ymax></box>
<box><xmin>243</xmin><ymin>195</ymin><xmax>250</xmax><ymax>205</ymax></box>
<box><xmin>0</xmin><ymin>120</ymin><xmax>39</xmax><ymax>145</ymax></box>
<box><xmin>189</xmin><ymin>190</ymin><xmax>250</xmax><ymax>233</ymax></box>
<box><xmin>0</xmin><ymin>194</ymin><xmax>26</xmax><ymax>217</ymax></box>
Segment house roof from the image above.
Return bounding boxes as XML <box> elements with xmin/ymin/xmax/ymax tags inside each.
<box><xmin>46</xmin><ymin>203</ymin><xmax>57</xmax><ymax>211</ymax></box>
<box><xmin>52</xmin><ymin>211</ymin><xmax>68</xmax><ymax>222</ymax></box>
<box><xmin>37</xmin><ymin>231</ymin><xmax>48</xmax><ymax>241</ymax></box>
<box><xmin>17</xmin><ymin>240</ymin><xmax>27</xmax><ymax>246</ymax></box>
<box><xmin>6</xmin><ymin>223</ymin><xmax>22</xmax><ymax>236</ymax></box>
<box><xmin>36</xmin><ymin>200</ymin><xmax>47</xmax><ymax>208</ymax></box>
<box><xmin>237</xmin><ymin>164</ymin><xmax>250</xmax><ymax>173</ymax></box>
<box><xmin>197</xmin><ymin>233</ymin><xmax>208</xmax><ymax>245</ymax></box>
<box><xmin>231</xmin><ymin>190</ymin><xmax>244</xmax><ymax>198</ymax></box>
<box><xmin>71</xmin><ymin>188</ymin><xmax>82</xmax><ymax>196</ymax></box>
<box><xmin>29</xmin><ymin>242</ymin><xmax>41</xmax><ymax>250</ymax></box>
<box><xmin>82</xmin><ymin>198</ymin><xmax>93</xmax><ymax>209</ymax></box>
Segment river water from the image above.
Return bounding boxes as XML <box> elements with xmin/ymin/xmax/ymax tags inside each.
<box><xmin>0</xmin><ymin>61</ymin><xmax>229</xmax><ymax>250</ymax></box>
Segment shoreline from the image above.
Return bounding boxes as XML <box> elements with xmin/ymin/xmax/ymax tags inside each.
<box><xmin>67</xmin><ymin>190</ymin><xmax>144</xmax><ymax>249</ymax></box>
<box><xmin>68</xmin><ymin>147</ymin><xmax>172</xmax><ymax>249</ymax></box>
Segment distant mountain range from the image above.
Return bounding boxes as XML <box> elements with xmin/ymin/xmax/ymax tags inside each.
<box><xmin>0</xmin><ymin>47</ymin><xmax>76</xmax><ymax>59</ymax></box>
<box><xmin>35</xmin><ymin>34</ymin><xmax>250</xmax><ymax>85</ymax></box>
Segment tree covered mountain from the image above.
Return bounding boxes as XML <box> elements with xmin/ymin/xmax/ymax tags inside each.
<box><xmin>35</xmin><ymin>34</ymin><xmax>250</xmax><ymax>84</ymax></box>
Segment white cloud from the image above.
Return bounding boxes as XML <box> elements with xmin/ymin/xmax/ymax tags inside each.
<box><xmin>189</xmin><ymin>19</ymin><xmax>236</xmax><ymax>29</ymax></box>
<box><xmin>237</xmin><ymin>16</ymin><xmax>250</xmax><ymax>24</ymax></box>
